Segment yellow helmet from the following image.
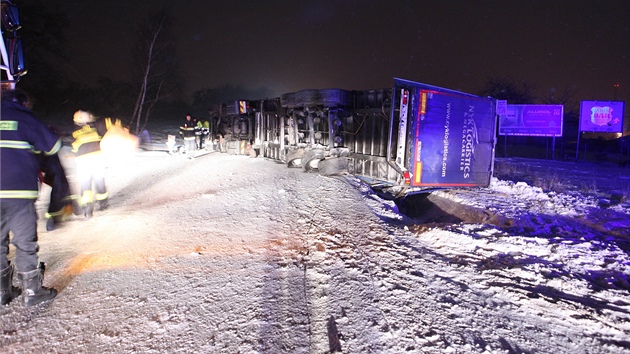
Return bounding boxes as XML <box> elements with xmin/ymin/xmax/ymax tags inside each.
<box><xmin>73</xmin><ymin>110</ymin><xmax>94</xmax><ymax>125</ymax></box>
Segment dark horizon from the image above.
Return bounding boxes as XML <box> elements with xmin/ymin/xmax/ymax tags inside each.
<box><xmin>15</xmin><ymin>1</ymin><xmax>630</xmax><ymax>113</ymax></box>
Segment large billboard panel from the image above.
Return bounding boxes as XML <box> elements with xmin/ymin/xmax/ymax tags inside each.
<box><xmin>498</xmin><ymin>104</ymin><xmax>563</xmax><ymax>137</ymax></box>
<box><xmin>579</xmin><ymin>100</ymin><xmax>625</xmax><ymax>133</ymax></box>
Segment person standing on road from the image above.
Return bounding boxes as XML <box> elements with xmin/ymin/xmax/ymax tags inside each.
<box><xmin>71</xmin><ymin>110</ymin><xmax>109</xmax><ymax>218</ymax></box>
<box><xmin>39</xmin><ymin>151</ymin><xmax>74</xmax><ymax>231</ymax></box>
<box><xmin>197</xmin><ymin>118</ymin><xmax>210</xmax><ymax>150</ymax></box>
<box><xmin>3</xmin><ymin>90</ymin><xmax>73</xmax><ymax>231</ymax></box>
<box><xmin>0</xmin><ymin>89</ymin><xmax>59</xmax><ymax>307</ymax></box>
<box><xmin>179</xmin><ymin>113</ymin><xmax>197</xmax><ymax>158</ymax></box>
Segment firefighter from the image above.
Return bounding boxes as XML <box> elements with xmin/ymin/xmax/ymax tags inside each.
<box><xmin>179</xmin><ymin>113</ymin><xmax>197</xmax><ymax>158</ymax></box>
<box><xmin>3</xmin><ymin>90</ymin><xmax>73</xmax><ymax>231</ymax></box>
<box><xmin>71</xmin><ymin>110</ymin><xmax>109</xmax><ymax>218</ymax></box>
<box><xmin>39</xmin><ymin>146</ymin><xmax>74</xmax><ymax>231</ymax></box>
<box><xmin>196</xmin><ymin>118</ymin><xmax>210</xmax><ymax>150</ymax></box>
<box><xmin>1</xmin><ymin>89</ymin><xmax>59</xmax><ymax>306</ymax></box>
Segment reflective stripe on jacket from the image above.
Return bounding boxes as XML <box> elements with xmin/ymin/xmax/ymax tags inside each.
<box><xmin>0</xmin><ymin>100</ymin><xmax>61</xmax><ymax>200</ymax></box>
<box><xmin>180</xmin><ymin>120</ymin><xmax>197</xmax><ymax>139</ymax></box>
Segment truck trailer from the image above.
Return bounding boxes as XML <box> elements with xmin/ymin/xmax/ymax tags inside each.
<box><xmin>209</xmin><ymin>78</ymin><xmax>498</xmax><ymax>199</ymax></box>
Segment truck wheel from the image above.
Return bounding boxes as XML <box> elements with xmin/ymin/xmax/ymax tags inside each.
<box><xmin>286</xmin><ymin>149</ymin><xmax>305</xmax><ymax>168</ymax></box>
<box><xmin>318</xmin><ymin>157</ymin><xmax>349</xmax><ymax>176</ymax></box>
<box><xmin>302</xmin><ymin>149</ymin><xmax>325</xmax><ymax>172</ymax></box>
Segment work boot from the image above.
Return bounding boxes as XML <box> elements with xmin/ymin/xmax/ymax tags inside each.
<box><xmin>45</xmin><ymin>217</ymin><xmax>56</xmax><ymax>231</ymax></box>
<box><xmin>72</xmin><ymin>199</ymin><xmax>83</xmax><ymax>216</ymax></box>
<box><xmin>98</xmin><ymin>199</ymin><xmax>109</xmax><ymax>210</ymax></box>
<box><xmin>61</xmin><ymin>204</ymin><xmax>75</xmax><ymax>220</ymax></box>
<box><xmin>46</xmin><ymin>205</ymin><xmax>74</xmax><ymax>231</ymax></box>
<box><xmin>46</xmin><ymin>204</ymin><xmax>74</xmax><ymax>231</ymax></box>
<box><xmin>1</xmin><ymin>262</ymin><xmax>21</xmax><ymax>306</ymax></box>
<box><xmin>19</xmin><ymin>262</ymin><xmax>57</xmax><ymax>307</ymax></box>
<box><xmin>83</xmin><ymin>203</ymin><xmax>94</xmax><ymax>219</ymax></box>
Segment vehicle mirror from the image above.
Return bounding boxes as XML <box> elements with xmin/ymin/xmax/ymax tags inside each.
<box><xmin>8</xmin><ymin>37</ymin><xmax>27</xmax><ymax>77</ymax></box>
<box><xmin>1</xmin><ymin>1</ymin><xmax>21</xmax><ymax>32</ymax></box>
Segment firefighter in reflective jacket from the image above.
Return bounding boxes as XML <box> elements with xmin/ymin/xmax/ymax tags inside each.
<box><xmin>1</xmin><ymin>89</ymin><xmax>73</xmax><ymax>231</ymax></box>
<box><xmin>71</xmin><ymin>110</ymin><xmax>118</xmax><ymax>218</ymax></box>
<box><xmin>179</xmin><ymin>114</ymin><xmax>197</xmax><ymax>157</ymax></box>
<box><xmin>196</xmin><ymin>118</ymin><xmax>210</xmax><ymax>150</ymax></box>
<box><xmin>1</xmin><ymin>89</ymin><xmax>60</xmax><ymax>306</ymax></box>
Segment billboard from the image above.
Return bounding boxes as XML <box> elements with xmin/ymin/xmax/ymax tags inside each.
<box><xmin>579</xmin><ymin>101</ymin><xmax>625</xmax><ymax>133</ymax></box>
<box><xmin>498</xmin><ymin>104</ymin><xmax>563</xmax><ymax>137</ymax></box>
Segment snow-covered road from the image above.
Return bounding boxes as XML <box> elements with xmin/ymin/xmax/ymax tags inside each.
<box><xmin>1</xmin><ymin>150</ymin><xmax>629</xmax><ymax>353</ymax></box>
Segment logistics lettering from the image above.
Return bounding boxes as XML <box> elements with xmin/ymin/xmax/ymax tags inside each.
<box><xmin>441</xmin><ymin>103</ymin><xmax>451</xmax><ymax>177</ymax></box>
<box><xmin>459</xmin><ymin>106</ymin><xmax>477</xmax><ymax>179</ymax></box>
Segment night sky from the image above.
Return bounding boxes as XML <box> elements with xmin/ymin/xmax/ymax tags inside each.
<box><xmin>33</xmin><ymin>1</ymin><xmax>630</xmax><ymax>109</ymax></box>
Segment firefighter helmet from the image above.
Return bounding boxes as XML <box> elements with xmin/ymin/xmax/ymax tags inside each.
<box><xmin>73</xmin><ymin>110</ymin><xmax>94</xmax><ymax>125</ymax></box>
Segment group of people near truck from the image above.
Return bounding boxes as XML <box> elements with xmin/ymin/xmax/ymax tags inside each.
<box><xmin>179</xmin><ymin>113</ymin><xmax>210</xmax><ymax>158</ymax></box>
<box><xmin>0</xmin><ymin>88</ymin><xmax>126</xmax><ymax>307</ymax></box>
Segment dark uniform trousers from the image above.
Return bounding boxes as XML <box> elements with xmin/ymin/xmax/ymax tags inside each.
<box><xmin>0</xmin><ymin>199</ymin><xmax>40</xmax><ymax>272</ymax></box>
<box><xmin>40</xmin><ymin>154</ymin><xmax>72</xmax><ymax>221</ymax></box>
<box><xmin>75</xmin><ymin>151</ymin><xmax>108</xmax><ymax>206</ymax></box>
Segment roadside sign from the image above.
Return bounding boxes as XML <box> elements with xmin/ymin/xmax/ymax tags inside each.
<box><xmin>498</xmin><ymin>104</ymin><xmax>563</xmax><ymax>137</ymax></box>
<box><xmin>579</xmin><ymin>101</ymin><xmax>625</xmax><ymax>133</ymax></box>
<box><xmin>496</xmin><ymin>100</ymin><xmax>507</xmax><ymax>116</ymax></box>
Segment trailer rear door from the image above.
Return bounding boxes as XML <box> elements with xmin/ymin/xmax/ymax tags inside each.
<box><xmin>393</xmin><ymin>78</ymin><xmax>497</xmax><ymax>189</ymax></box>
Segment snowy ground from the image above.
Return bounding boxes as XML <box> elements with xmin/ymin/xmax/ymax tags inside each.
<box><xmin>1</xmin><ymin>127</ymin><xmax>629</xmax><ymax>353</ymax></box>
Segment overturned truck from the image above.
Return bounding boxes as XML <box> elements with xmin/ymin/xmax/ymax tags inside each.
<box><xmin>210</xmin><ymin>78</ymin><xmax>498</xmax><ymax>199</ymax></box>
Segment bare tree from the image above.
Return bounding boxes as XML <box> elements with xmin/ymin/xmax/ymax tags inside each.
<box><xmin>129</xmin><ymin>10</ymin><xmax>180</xmax><ymax>134</ymax></box>
<box><xmin>539</xmin><ymin>84</ymin><xmax>579</xmax><ymax>119</ymax></box>
<box><xmin>478</xmin><ymin>76</ymin><xmax>537</xmax><ymax>104</ymax></box>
